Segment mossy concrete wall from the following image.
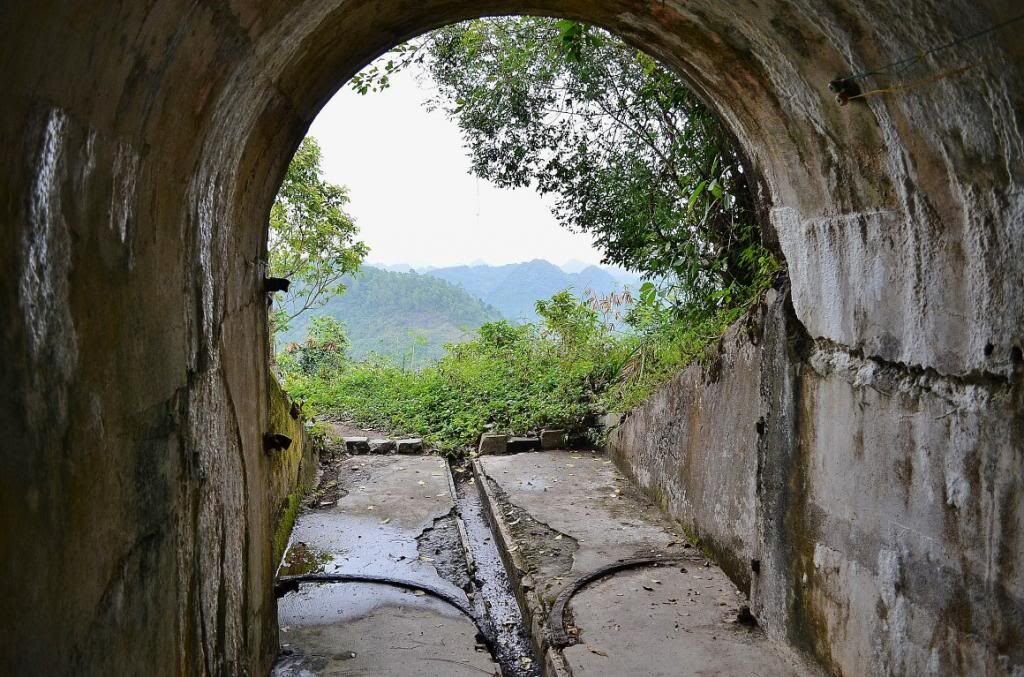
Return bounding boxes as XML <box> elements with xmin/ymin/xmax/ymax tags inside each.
<box><xmin>1</xmin><ymin>1</ymin><xmax>1021</xmax><ymax>675</ymax></box>
<box><xmin>267</xmin><ymin>377</ymin><xmax>317</xmax><ymax>565</ymax></box>
<box><xmin>610</xmin><ymin>287</ymin><xmax>1024</xmax><ymax>675</ymax></box>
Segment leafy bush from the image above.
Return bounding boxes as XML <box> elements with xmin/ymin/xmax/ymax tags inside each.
<box><xmin>280</xmin><ymin>276</ymin><xmax>776</xmax><ymax>455</ymax></box>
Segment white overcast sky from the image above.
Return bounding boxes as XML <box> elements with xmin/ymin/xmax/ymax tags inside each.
<box><xmin>307</xmin><ymin>69</ymin><xmax>605</xmax><ymax>269</ymax></box>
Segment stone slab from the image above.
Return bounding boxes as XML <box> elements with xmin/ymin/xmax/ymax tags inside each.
<box><xmin>343</xmin><ymin>436</ymin><xmax>370</xmax><ymax>454</ymax></box>
<box><xmin>396</xmin><ymin>437</ymin><xmax>424</xmax><ymax>454</ymax></box>
<box><xmin>539</xmin><ymin>429</ymin><xmax>565</xmax><ymax>450</ymax></box>
<box><xmin>478</xmin><ymin>433</ymin><xmax>508</xmax><ymax>455</ymax></box>
<box><xmin>507</xmin><ymin>436</ymin><xmax>540</xmax><ymax>453</ymax></box>
<box><xmin>369</xmin><ymin>438</ymin><xmax>395</xmax><ymax>453</ymax></box>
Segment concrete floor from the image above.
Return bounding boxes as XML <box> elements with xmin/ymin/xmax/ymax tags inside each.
<box><xmin>272</xmin><ymin>451</ymin><xmax>811</xmax><ymax>676</ymax></box>
<box><xmin>273</xmin><ymin>455</ymin><xmax>498</xmax><ymax>676</ymax></box>
<box><xmin>477</xmin><ymin>451</ymin><xmax>809</xmax><ymax>676</ymax></box>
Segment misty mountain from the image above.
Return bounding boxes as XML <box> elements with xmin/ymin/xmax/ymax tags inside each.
<box><xmin>422</xmin><ymin>259</ymin><xmax>635</xmax><ymax>322</ymax></box>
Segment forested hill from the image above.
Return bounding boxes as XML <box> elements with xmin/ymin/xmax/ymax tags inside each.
<box><xmin>422</xmin><ymin>259</ymin><xmax>630</xmax><ymax>321</ymax></box>
<box><xmin>277</xmin><ymin>266</ymin><xmax>503</xmax><ymax>366</ymax></box>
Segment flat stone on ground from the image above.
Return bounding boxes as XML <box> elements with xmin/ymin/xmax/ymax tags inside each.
<box><xmin>396</xmin><ymin>438</ymin><xmax>424</xmax><ymax>454</ymax></box>
<box><xmin>343</xmin><ymin>436</ymin><xmax>370</xmax><ymax>454</ymax></box>
<box><xmin>479</xmin><ymin>433</ymin><xmax>508</xmax><ymax>455</ymax></box>
<box><xmin>540</xmin><ymin>429</ymin><xmax>566</xmax><ymax>450</ymax></box>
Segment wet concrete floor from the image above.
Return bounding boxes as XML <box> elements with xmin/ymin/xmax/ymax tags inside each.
<box><xmin>273</xmin><ymin>455</ymin><xmax>498</xmax><ymax>676</ymax></box>
<box><xmin>273</xmin><ymin>450</ymin><xmax>812</xmax><ymax>676</ymax></box>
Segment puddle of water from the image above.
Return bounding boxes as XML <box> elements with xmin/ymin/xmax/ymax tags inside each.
<box><xmin>454</xmin><ymin>475</ymin><xmax>541</xmax><ymax>677</ymax></box>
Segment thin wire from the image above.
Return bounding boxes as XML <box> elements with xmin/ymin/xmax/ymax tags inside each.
<box><xmin>841</xmin><ymin>11</ymin><xmax>1024</xmax><ymax>83</ymax></box>
<box><xmin>847</xmin><ymin>58</ymin><xmax>988</xmax><ymax>100</ymax></box>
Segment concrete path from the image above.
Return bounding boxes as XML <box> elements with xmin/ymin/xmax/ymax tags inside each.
<box><xmin>476</xmin><ymin>451</ymin><xmax>808</xmax><ymax>677</ymax></box>
<box><xmin>273</xmin><ymin>455</ymin><xmax>498</xmax><ymax>676</ymax></box>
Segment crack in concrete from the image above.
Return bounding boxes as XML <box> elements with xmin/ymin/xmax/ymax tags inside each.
<box><xmin>483</xmin><ymin>477</ymin><xmax>579</xmax><ymax>587</ymax></box>
<box><xmin>416</xmin><ymin>507</ymin><xmax>471</xmax><ymax>592</ymax></box>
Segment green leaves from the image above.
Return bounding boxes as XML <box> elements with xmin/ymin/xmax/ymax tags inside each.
<box><xmin>269</xmin><ymin>137</ymin><xmax>368</xmax><ymax>334</ymax></box>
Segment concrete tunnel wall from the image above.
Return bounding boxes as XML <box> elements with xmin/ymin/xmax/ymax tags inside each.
<box><xmin>0</xmin><ymin>1</ymin><xmax>1020</xmax><ymax>675</ymax></box>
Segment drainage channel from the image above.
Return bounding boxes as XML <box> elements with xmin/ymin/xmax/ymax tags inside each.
<box><xmin>452</xmin><ymin>471</ymin><xmax>542</xmax><ymax>677</ymax></box>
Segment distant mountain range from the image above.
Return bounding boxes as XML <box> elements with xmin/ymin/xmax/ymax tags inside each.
<box><xmin>280</xmin><ymin>260</ymin><xmax>641</xmax><ymax>364</ymax></box>
<box><xmin>421</xmin><ymin>259</ymin><xmax>635</xmax><ymax>322</ymax></box>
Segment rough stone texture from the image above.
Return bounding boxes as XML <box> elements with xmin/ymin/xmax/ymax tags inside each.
<box><xmin>479</xmin><ymin>433</ymin><xmax>509</xmax><ymax>455</ymax></box>
<box><xmin>609</xmin><ymin>289</ymin><xmax>1024</xmax><ymax>675</ymax></box>
<box><xmin>540</xmin><ymin>429</ymin><xmax>566</xmax><ymax>450</ymax></box>
<box><xmin>368</xmin><ymin>438</ymin><xmax>395</xmax><ymax>453</ymax></box>
<box><xmin>267</xmin><ymin>377</ymin><xmax>317</xmax><ymax>564</ymax></box>
<box><xmin>1</xmin><ymin>1</ymin><xmax>1021</xmax><ymax>675</ymax></box>
<box><xmin>343</xmin><ymin>436</ymin><xmax>370</xmax><ymax>454</ymax></box>
<box><xmin>396</xmin><ymin>438</ymin><xmax>424</xmax><ymax>454</ymax></box>
<box><xmin>608</xmin><ymin>293</ymin><xmax>767</xmax><ymax>591</ymax></box>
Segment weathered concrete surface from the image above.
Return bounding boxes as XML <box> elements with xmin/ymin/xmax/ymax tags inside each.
<box><xmin>268</xmin><ymin>376</ymin><xmax>317</xmax><ymax>564</ymax></box>
<box><xmin>562</xmin><ymin>568</ymin><xmax>800</xmax><ymax>677</ymax></box>
<box><xmin>476</xmin><ymin>451</ymin><xmax>809</xmax><ymax>675</ymax></box>
<box><xmin>283</xmin><ymin>455</ymin><xmax>466</xmax><ymax>597</ymax></box>
<box><xmin>274</xmin><ymin>455</ymin><xmax>497</xmax><ymax>675</ymax></box>
<box><xmin>610</xmin><ymin>288</ymin><xmax>1024</xmax><ymax>676</ymax></box>
<box><xmin>479</xmin><ymin>433</ymin><xmax>509</xmax><ymax>455</ymax></box>
<box><xmin>607</xmin><ymin>292</ymin><xmax>766</xmax><ymax>592</ymax></box>
<box><xmin>1</xmin><ymin>1</ymin><xmax>1022</xmax><ymax>674</ymax></box>
<box><xmin>275</xmin><ymin>585</ymin><xmax>496</xmax><ymax>676</ymax></box>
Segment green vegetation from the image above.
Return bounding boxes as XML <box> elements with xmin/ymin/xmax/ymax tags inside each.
<box><xmin>278</xmin><ymin>283</ymin><xmax>772</xmax><ymax>455</ymax></box>
<box><xmin>274</xmin><ymin>17</ymin><xmax>782</xmax><ymax>455</ymax></box>
<box><xmin>354</xmin><ymin>17</ymin><xmax>770</xmax><ymax>318</ymax></box>
<box><xmin>269</xmin><ymin>137</ymin><xmax>367</xmax><ymax>334</ymax></box>
<box><xmin>277</xmin><ymin>266</ymin><xmax>503</xmax><ymax>366</ymax></box>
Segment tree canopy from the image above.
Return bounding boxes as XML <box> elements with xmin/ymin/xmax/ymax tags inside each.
<box><xmin>353</xmin><ymin>17</ymin><xmax>775</xmax><ymax>316</ymax></box>
<box><xmin>269</xmin><ymin>137</ymin><xmax>368</xmax><ymax>333</ymax></box>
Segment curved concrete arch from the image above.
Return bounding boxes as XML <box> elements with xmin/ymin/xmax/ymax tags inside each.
<box><xmin>1</xmin><ymin>2</ymin><xmax>1021</xmax><ymax>676</ymax></box>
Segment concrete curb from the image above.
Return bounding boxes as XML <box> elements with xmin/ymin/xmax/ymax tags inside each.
<box><xmin>444</xmin><ymin>460</ymin><xmax>477</xmax><ymax>580</ymax></box>
<box><xmin>471</xmin><ymin>460</ymin><xmax>572</xmax><ymax>677</ymax></box>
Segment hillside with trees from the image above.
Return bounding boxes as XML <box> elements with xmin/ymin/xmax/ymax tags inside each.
<box><xmin>277</xmin><ymin>266</ymin><xmax>503</xmax><ymax>367</ymax></box>
<box><xmin>423</xmin><ymin>259</ymin><xmax>632</xmax><ymax>322</ymax></box>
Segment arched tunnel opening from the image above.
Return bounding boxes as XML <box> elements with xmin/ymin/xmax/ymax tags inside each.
<box><xmin>1</xmin><ymin>2</ymin><xmax>1022</xmax><ymax>676</ymax></box>
<box><xmin>265</xmin><ymin>19</ymin><xmax>789</xmax><ymax>674</ymax></box>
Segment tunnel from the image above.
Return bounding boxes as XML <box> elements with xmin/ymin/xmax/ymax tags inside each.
<box><xmin>1</xmin><ymin>1</ymin><xmax>1021</xmax><ymax>675</ymax></box>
